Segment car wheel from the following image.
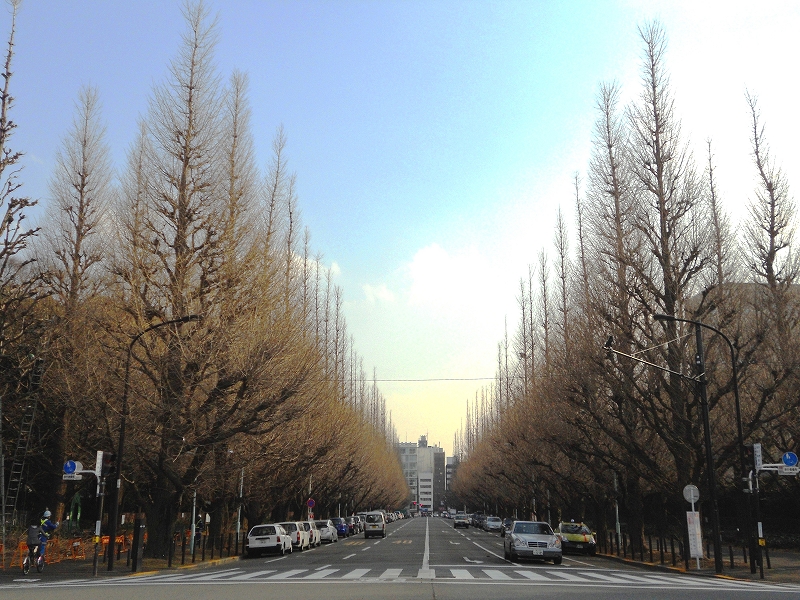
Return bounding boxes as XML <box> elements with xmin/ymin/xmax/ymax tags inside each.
<box><xmin>553</xmin><ymin>556</ymin><xmax>562</xmax><ymax>565</ymax></box>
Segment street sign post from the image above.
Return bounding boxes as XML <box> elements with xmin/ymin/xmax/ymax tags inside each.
<box><xmin>683</xmin><ymin>485</ymin><xmax>702</xmax><ymax>569</ymax></box>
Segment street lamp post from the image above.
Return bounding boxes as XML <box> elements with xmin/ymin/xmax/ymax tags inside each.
<box><xmin>653</xmin><ymin>314</ymin><xmax>740</xmax><ymax>575</ymax></box>
<box><xmin>106</xmin><ymin>314</ymin><xmax>201</xmax><ymax>571</ymax></box>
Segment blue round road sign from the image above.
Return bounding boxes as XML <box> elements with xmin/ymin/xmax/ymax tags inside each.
<box><xmin>307</xmin><ymin>498</ymin><xmax>315</xmax><ymax>508</ymax></box>
<box><xmin>64</xmin><ymin>460</ymin><xmax>77</xmax><ymax>474</ymax></box>
<box><xmin>782</xmin><ymin>452</ymin><xmax>798</xmax><ymax>467</ymax></box>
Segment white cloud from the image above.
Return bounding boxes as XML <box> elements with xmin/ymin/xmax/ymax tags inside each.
<box><xmin>404</xmin><ymin>243</ymin><xmax>503</xmax><ymax>315</ymax></box>
<box><xmin>363</xmin><ymin>283</ymin><xmax>396</xmax><ymax>304</ymax></box>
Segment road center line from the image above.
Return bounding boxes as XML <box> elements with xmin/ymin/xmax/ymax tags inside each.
<box><xmin>422</xmin><ymin>517</ymin><xmax>430</xmax><ymax>570</ymax></box>
<box><xmin>342</xmin><ymin>553</ymin><xmax>356</xmax><ymax>560</ymax></box>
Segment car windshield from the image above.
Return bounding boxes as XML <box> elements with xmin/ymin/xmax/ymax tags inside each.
<box><xmin>561</xmin><ymin>524</ymin><xmax>591</xmax><ymax>535</ymax></box>
<box><xmin>487</xmin><ymin>517</ymin><xmax>501</xmax><ymax>523</ymax></box>
<box><xmin>280</xmin><ymin>523</ymin><xmax>296</xmax><ymax>532</ymax></box>
<box><xmin>315</xmin><ymin>521</ymin><xmax>327</xmax><ymax>527</ymax></box>
<box><xmin>250</xmin><ymin>526</ymin><xmax>275</xmax><ymax>536</ymax></box>
<box><xmin>332</xmin><ymin>518</ymin><xmax>344</xmax><ymax>524</ymax></box>
<box><xmin>513</xmin><ymin>522</ymin><xmax>553</xmax><ymax>535</ymax></box>
<box><xmin>366</xmin><ymin>514</ymin><xmax>383</xmax><ymax>523</ymax></box>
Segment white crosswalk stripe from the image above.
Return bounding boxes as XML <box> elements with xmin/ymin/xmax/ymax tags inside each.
<box><xmin>449</xmin><ymin>569</ymin><xmax>474</xmax><ymax>579</ymax></box>
<box><xmin>342</xmin><ymin>568</ymin><xmax>371</xmax><ymax>579</ymax></box>
<box><xmin>482</xmin><ymin>569</ymin><xmax>513</xmax><ymax>580</ymax></box>
<box><xmin>379</xmin><ymin>568</ymin><xmax>403</xmax><ymax>579</ymax></box>
<box><xmin>10</xmin><ymin>565</ymin><xmax>800</xmax><ymax>592</ymax></box>
<box><xmin>304</xmin><ymin>569</ymin><xmax>339</xmax><ymax>579</ymax></box>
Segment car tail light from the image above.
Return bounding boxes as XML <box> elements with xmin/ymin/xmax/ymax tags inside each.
<box><xmin>277</xmin><ymin>536</ymin><xmax>281</xmax><ymax>542</ymax></box>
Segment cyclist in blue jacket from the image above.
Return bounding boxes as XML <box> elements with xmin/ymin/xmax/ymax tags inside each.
<box><xmin>38</xmin><ymin>510</ymin><xmax>58</xmax><ymax>560</ymax></box>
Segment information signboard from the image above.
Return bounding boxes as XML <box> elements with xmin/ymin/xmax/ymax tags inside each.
<box><xmin>686</xmin><ymin>511</ymin><xmax>703</xmax><ymax>559</ymax></box>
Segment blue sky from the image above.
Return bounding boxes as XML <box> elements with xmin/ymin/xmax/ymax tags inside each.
<box><xmin>6</xmin><ymin>1</ymin><xmax>800</xmax><ymax>453</ymax></box>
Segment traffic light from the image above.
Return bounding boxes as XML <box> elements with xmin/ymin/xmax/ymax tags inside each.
<box><xmin>101</xmin><ymin>452</ymin><xmax>117</xmax><ymax>479</ymax></box>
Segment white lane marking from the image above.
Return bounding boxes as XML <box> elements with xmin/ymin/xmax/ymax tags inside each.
<box><xmin>471</xmin><ymin>540</ymin><xmax>506</xmax><ymax>561</ymax></box>
<box><xmin>315</xmin><ymin>564</ymin><xmax>331</xmax><ymax>570</ymax></box>
<box><xmin>263</xmin><ymin>556</ymin><xmax>288</xmax><ymax>563</ymax></box>
<box><xmin>422</xmin><ymin>518</ymin><xmax>430</xmax><ymax>570</ymax></box>
<box><xmin>463</xmin><ymin>557</ymin><xmax>483</xmax><ymax>563</ymax></box>
<box><xmin>228</xmin><ymin>570</ymin><xmax>276</xmax><ymax>580</ymax></box>
<box><xmin>267</xmin><ymin>569</ymin><xmax>308</xmax><ymax>579</ymax></box>
<box><xmin>449</xmin><ymin>541</ymin><xmax>460</xmax><ymax>545</ymax></box>
<box><xmin>563</xmin><ymin>555</ymin><xmax>595</xmax><ymax>567</ymax></box>
<box><xmin>361</xmin><ymin>545</ymin><xmax>371</xmax><ymax>551</ymax></box>
<box><xmin>417</xmin><ymin>517</ymin><xmax>435</xmax><ymax>579</ymax></box>
<box><xmin>379</xmin><ymin>568</ymin><xmax>403</xmax><ymax>579</ymax></box>
<box><xmin>342</xmin><ymin>553</ymin><xmax>356</xmax><ymax>560</ymax></box>
<box><xmin>342</xmin><ymin>568</ymin><xmax>370</xmax><ymax>579</ymax></box>
<box><xmin>373</xmin><ymin>540</ymin><xmax>381</xmax><ymax>545</ymax></box>
<box><xmin>546</xmin><ymin>570</ymin><xmax>589</xmax><ymax>581</ymax></box>
<box><xmin>483</xmin><ymin>569</ymin><xmax>513</xmax><ymax>580</ymax></box>
<box><xmin>450</xmin><ymin>569</ymin><xmax>474</xmax><ymax>579</ymax></box>
<box><xmin>304</xmin><ymin>569</ymin><xmax>339</xmax><ymax>579</ymax></box>
<box><xmin>515</xmin><ymin>570</ymin><xmax>549</xmax><ymax>580</ymax></box>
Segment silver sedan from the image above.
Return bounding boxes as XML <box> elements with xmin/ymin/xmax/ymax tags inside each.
<box><xmin>504</xmin><ymin>520</ymin><xmax>562</xmax><ymax>564</ymax></box>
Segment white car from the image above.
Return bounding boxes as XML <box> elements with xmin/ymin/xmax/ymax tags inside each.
<box><xmin>246</xmin><ymin>523</ymin><xmax>292</xmax><ymax>557</ymax></box>
<box><xmin>278</xmin><ymin>521</ymin><xmax>310</xmax><ymax>551</ymax></box>
<box><xmin>364</xmin><ymin>511</ymin><xmax>386</xmax><ymax>539</ymax></box>
<box><xmin>315</xmin><ymin>519</ymin><xmax>338</xmax><ymax>543</ymax></box>
<box><xmin>302</xmin><ymin>520</ymin><xmax>321</xmax><ymax>547</ymax></box>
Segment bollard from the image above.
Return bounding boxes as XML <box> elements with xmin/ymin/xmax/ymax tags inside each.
<box><xmin>649</xmin><ymin>535</ymin><xmax>653</xmax><ymax>562</ymax></box>
<box><xmin>210</xmin><ymin>535</ymin><xmax>215</xmax><ymax>560</ymax></box>
<box><xmin>622</xmin><ymin>533</ymin><xmax>627</xmax><ymax>558</ymax></box>
<box><xmin>235</xmin><ymin>532</ymin><xmax>239</xmax><ymax>556</ymax></box>
<box><xmin>660</xmin><ymin>536</ymin><xmax>664</xmax><ymax>565</ymax></box>
<box><xmin>671</xmin><ymin>537</ymin><xmax>676</xmax><ymax>567</ymax></box>
<box><xmin>765</xmin><ymin>544</ymin><xmax>771</xmax><ymax>569</ymax></box>
<box><xmin>640</xmin><ymin>538</ymin><xmax>644</xmax><ymax>562</ymax></box>
<box><xmin>202</xmin><ymin>533</ymin><xmax>206</xmax><ymax>561</ymax></box>
<box><xmin>743</xmin><ymin>545</ymin><xmax>747</xmax><ymax>563</ymax></box>
<box><xmin>181</xmin><ymin>530</ymin><xmax>187</xmax><ymax>565</ymax></box>
<box><xmin>682</xmin><ymin>540</ymin><xmax>689</xmax><ymax>570</ymax></box>
<box><xmin>228</xmin><ymin>533</ymin><xmax>232</xmax><ymax>557</ymax></box>
<box><xmin>729</xmin><ymin>545</ymin><xmax>734</xmax><ymax>568</ymax></box>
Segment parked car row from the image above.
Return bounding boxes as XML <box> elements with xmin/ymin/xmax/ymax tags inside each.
<box><xmin>246</xmin><ymin>511</ymin><xmax>407</xmax><ymax>557</ymax></box>
<box><xmin>245</xmin><ymin>519</ymin><xmax>328</xmax><ymax>557</ymax></box>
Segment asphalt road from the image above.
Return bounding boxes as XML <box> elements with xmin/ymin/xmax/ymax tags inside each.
<box><xmin>2</xmin><ymin>517</ymin><xmax>799</xmax><ymax>599</ymax></box>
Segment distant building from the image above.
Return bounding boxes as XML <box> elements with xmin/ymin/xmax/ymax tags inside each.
<box><xmin>397</xmin><ymin>435</ymin><xmax>447</xmax><ymax>512</ymax></box>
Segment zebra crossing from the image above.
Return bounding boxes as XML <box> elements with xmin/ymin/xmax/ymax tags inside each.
<box><xmin>16</xmin><ymin>566</ymin><xmax>798</xmax><ymax>591</ymax></box>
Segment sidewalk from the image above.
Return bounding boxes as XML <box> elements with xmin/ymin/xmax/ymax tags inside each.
<box><xmin>597</xmin><ymin>548</ymin><xmax>800</xmax><ymax>585</ymax></box>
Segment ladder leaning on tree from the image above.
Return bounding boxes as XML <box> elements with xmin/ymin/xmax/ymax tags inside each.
<box><xmin>3</xmin><ymin>357</ymin><xmax>46</xmax><ymax>524</ymax></box>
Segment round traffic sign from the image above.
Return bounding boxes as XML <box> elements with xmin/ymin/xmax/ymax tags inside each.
<box><xmin>307</xmin><ymin>498</ymin><xmax>315</xmax><ymax>509</ymax></box>
<box><xmin>683</xmin><ymin>484</ymin><xmax>700</xmax><ymax>504</ymax></box>
<box><xmin>64</xmin><ymin>460</ymin><xmax>77</xmax><ymax>474</ymax></box>
<box><xmin>782</xmin><ymin>452</ymin><xmax>798</xmax><ymax>467</ymax></box>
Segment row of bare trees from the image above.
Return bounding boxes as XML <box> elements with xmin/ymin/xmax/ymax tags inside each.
<box><xmin>452</xmin><ymin>22</ymin><xmax>799</xmax><ymax>546</ymax></box>
<box><xmin>0</xmin><ymin>1</ymin><xmax>407</xmax><ymax>557</ymax></box>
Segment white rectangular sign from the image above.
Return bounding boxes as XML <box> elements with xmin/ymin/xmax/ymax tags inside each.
<box><xmin>62</xmin><ymin>473</ymin><xmax>83</xmax><ymax>481</ymax></box>
<box><xmin>754</xmin><ymin>443</ymin><xmax>762</xmax><ymax>471</ymax></box>
<box><xmin>686</xmin><ymin>511</ymin><xmax>703</xmax><ymax>559</ymax></box>
<box><xmin>778</xmin><ymin>465</ymin><xmax>799</xmax><ymax>476</ymax></box>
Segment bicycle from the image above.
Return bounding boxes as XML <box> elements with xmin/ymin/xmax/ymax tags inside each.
<box><xmin>22</xmin><ymin>544</ymin><xmax>44</xmax><ymax>574</ymax></box>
